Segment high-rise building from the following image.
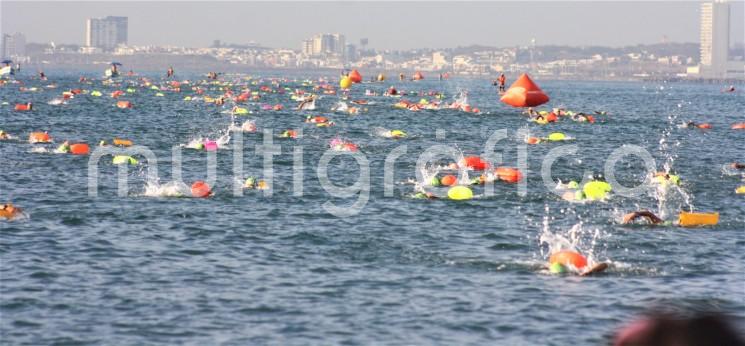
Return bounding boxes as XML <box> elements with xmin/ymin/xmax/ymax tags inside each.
<box><xmin>301</xmin><ymin>39</ymin><xmax>314</xmax><ymax>56</ymax></box>
<box><xmin>2</xmin><ymin>32</ymin><xmax>26</xmax><ymax>58</ymax></box>
<box><xmin>305</xmin><ymin>33</ymin><xmax>346</xmax><ymax>57</ymax></box>
<box><xmin>699</xmin><ymin>1</ymin><xmax>729</xmax><ymax>77</ymax></box>
<box><xmin>85</xmin><ymin>16</ymin><xmax>128</xmax><ymax>51</ymax></box>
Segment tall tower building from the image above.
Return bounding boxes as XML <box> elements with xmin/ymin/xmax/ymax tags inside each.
<box><xmin>86</xmin><ymin>16</ymin><xmax>128</xmax><ymax>51</ymax></box>
<box><xmin>2</xmin><ymin>32</ymin><xmax>26</xmax><ymax>58</ymax></box>
<box><xmin>699</xmin><ymin>1</ymin><xmax>730</xmax><ymax>78</ymax></box>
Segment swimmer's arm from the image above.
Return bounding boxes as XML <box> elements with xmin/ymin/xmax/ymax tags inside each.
<box><xmin>622</xmin><ymin>211</ymin><xmax>663</xmax><ymax>224</ymax></box>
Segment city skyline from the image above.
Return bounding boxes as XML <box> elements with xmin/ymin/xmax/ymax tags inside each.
<box><xmin>2</xmin><ymin>1</ymin><xmax>744</xmax><ymax>50</ymax></box>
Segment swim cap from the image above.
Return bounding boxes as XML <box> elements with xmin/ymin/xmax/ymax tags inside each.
<box><xmin>549</xmin><ymin>262</ymin><xmax>566</xmax><ymax>274</ymax></box>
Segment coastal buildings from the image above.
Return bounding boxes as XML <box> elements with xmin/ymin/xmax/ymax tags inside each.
<box><xmin>1</xmin><ymin>32</ymin><xmax>26</xmax><ymax>59</ymax></box>
<box><xmin>690</xmin><ymin>0</ymin><xmax>743</xmax><ymax>79</ymax></box>
<box><xmin>302</xmin><ymin>34</ymin><xmax>346</xmax><ymax>57</ymax></box>
<box><xmin>85</xmin><ymin>16</ymin><xmax>128</xmax><ymax>52</ymax></box>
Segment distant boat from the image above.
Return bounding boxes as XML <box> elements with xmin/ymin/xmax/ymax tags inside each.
<box><xmin>0</xmin><ymin>65</ymin><xmax>13</xmax><ymax>76</ymax></box>
<box><xmin>105</xmin><ymin>62</ymin><xmax>122</xmax><ymax>78</ymax></box>
<box><xmin>1</xmin><ymin>59</ymin><xmax>14</xmax><ymax>76</ymax></box>
<box><xmin>104</xmin><ymin>68</ymin><xmax>119</xmax><ymax>78</ymax></box>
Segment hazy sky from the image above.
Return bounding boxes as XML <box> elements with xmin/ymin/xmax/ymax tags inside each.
<box><xmin>2</xmin><ymin>1</ymin><xmax>743</xmax><ymax>49</ymax></box>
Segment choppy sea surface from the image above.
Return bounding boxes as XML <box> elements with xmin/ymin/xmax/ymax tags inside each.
<box><xmin>1</xmin><ymin>71</ymin><xmax>743</xmax><ymax>345</ymax></box>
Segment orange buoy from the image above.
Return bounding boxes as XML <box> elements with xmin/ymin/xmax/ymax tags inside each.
<box><xmin>116</xmin><ymin>100</ymin><xmax>132</xmax><ymax>109</ymax></box>
<box><xmin>348</xmin><ymin>70</ymin><xmax>362</xmax><ymax>83</ymax></box>
<box><xmin>440</xmin><ymin>175</ymin><xmax>457</xmax><ymax>186</ymax></box>
<box><xmin>14</xmin><ymin>103</ymin><xmax>32</xmax><ymax>111</ymax></box>
<box><xmin>546</xmin><ymin>112</ymin><xmax>558</xmax><ymax>123</ymax></box>
<box><xmin>495</xmin><ymin>167</ymin><xmax>523</xmax><ymax>183</ymax></box>
<box><xmin>111</xmin><ymin>90</ymin><xmax>124</xmax><ymax>98</ymax></box>
<box><xmin>500</xmin><ymin>73</ymin><xmax>549</xmax><ymax>108</ymax></box>
<box><xmin>62</xmin><ymin>91</ymin><xmax>74</xmax><ymax>99</ymax></box>
<box><xmin>113</xmin><ymin>138</ymin><xmax>133</xmax><ymax>147</ymax></box>
<box><xmin>461</xmin><ymin>156</ymin><xmax>488</xmax><ymax>171</ymax></box>
<box><xmin>732</xmin><ymin>123</ymin><xmax>745</xmax><ymax>130</ymax></box>
<box><xmin>69</xmin><ymin>143</ymin><xmax>90</xmax><ymax>155</ymax></box>
<box><xmin>413</xmin><ymin>71</ymin><xmax>424</xmax><ymax>80</ymax></box>
<box><xmin>29</xmin><ymin>132</ymin><xmax>51</xmax><ymax>143</ymax></box>
<box><xmin>191</xmin><ymin>181</ymin><xmax>211</xmax><ymax>198</ymax></box>
<box><xmin>526</xmin><ymin>137</ymin><xmax>541</xmax><ymax>145</ymax></box>
<box><xmin>697</xmin><ymin>123</ymin><xmax>712</xmax><ymax>129</ymax></box>
<box><xmin>549</xmin><ymin>250</ymin><xmax>587</xmax><ymax>269</ymax></box>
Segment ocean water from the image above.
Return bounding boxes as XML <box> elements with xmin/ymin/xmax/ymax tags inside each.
<box><xmin>1</xmin><ymin>72</ymin><xmax>743</xmax><ymax>345</ymax></box>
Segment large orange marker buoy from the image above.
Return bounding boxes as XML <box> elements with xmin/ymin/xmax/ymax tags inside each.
<box><xmin>348</xmin><ymin>69</ymin><xmax>362</xmax><ymax>83</ymax></box>
<box><xmin>500</xmin><ymin>73</ymin><xmax>549</xmax><ymax>108</ymax></box>
<box><xmin>413</xmin><ymin>71</ymin><xmax>424</xmax><ymax>80</ymax></box>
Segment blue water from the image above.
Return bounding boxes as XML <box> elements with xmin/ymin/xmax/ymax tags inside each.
<box><xmin>1</xmin><ymin>72</ymin><xmax>744</xmax><ymax>345</ymax></box>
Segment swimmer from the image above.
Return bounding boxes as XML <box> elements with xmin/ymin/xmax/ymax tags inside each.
<box><xmin>622</xmin><ymin>210</ymin><xmax>664</xmax><ymax>225</ymax></box>
<box><xmin>724</xmin><ymin>85</ymin><xmax>735</xmax><ymax>92</ymax></box>
<box><xmin>241</xmin><ymin>120</ymin><xmax>257</xmax><ymax>132</ymax></box>
<box><xmin>296</xmin><ymin>95</ymin><xmax>316</xmax><ymax>111</ymax></box>
<box><xmin>547</xmin><ymin>250</ymin><xmax>609</xmax><ymax>276</ymax></box>
<box><xmin>0</xmin><ymin>130</ymin><xmax>9</xmax><ymax>140</ymax></box>
<box><xmin>0</xmin><ymin>203</ymin><xmax>22</xmax><ymax>220</ymax></box>
<box><xmin>56</xmin><ymin>140</ymin><xmax>71</xmax><ymax>154</ymax></box>
<box><xmin>498</xmin><ymin>73</ymin><xmax>506</xmax><ymax>93</ymax></box>
<box><xmin>730</xmin><ymin>162</ymin><xmax>745</xmax><ymax>170</ymax></box>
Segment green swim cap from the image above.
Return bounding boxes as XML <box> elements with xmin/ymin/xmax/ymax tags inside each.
<box><xmin>549</xmin><ymin>262</ymin><xmax>567</xmax><ymax>274</ymax></box>
<box><xmin>430</xmin><ymin>176</ymin><xmax>441</xmax><ymax>187</ymax></box>
<box><xmin>669</xmin><ymin>175</ymin><xmax>680</xmax><ymax>185</ymax></box>
<box><xmin>568</xmin><ymin>181</ymin><xmax>579</xmax><ymax>189</ymax></box>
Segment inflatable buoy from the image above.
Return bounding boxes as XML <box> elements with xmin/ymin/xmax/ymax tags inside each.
<box><xmin>732</xmin><ymin>123</ymin><xmax>745</xmax><ymax>130</ymax></box>
<box><xmin>191</xmin><ymin>181</ymin><xmax>211</xmax><ymax>198</ymax></box>
<box><xmin>377</xmin><ymin>73</ymin><xmax>385</xmax><ymax>81</ymax></box>
<box><xmin>678</xmin><ymin>212</ymin><xmax>718</xmax><ymax>227</ymax></box>
<box><xmin>112</xmin><ymin>155</ymin><xmax>138</xmax><ymax>165</ymax></box>
<box><xmin>440</xmin><ymin>174</ymin><xmax>457</xmax><ymax>186</ymax></box>
<box><xmin>461</xmin><ymin>156</ymin><xmax>488</xmax><ymax>171</ymax></box>
<box><xmin>349</xmin><ymin>70</ymin><xmax>362</xmax><ymax>83</ymax></box>
<box><xmin>390</xmin><ymin>130</ymin><xmax>407</xmax><ymax>138</ymax></box>
<box><xmin>233</xmin><ymin>107</ymin><xmax>249</xmax><ymax>115</ymax></box>
<box><xmin>736</xmin><ymin>186</ymin><xmax>745</xmax><ymax>194</ymax></box>
<box><xmin>281</xmin><ymin>130</ymin><xmax>298</xmax><ymax>139</ymax></box>
<box><xmin>69</xmin><ymin>143</ymin><xmax>90</xmax><ymax>155</ymax></box>
<box><xmin>495</xmin><ymin>167</ymin><xmax>523</xmax><ymax>183</ymax></box>
<box><xmin>339</xmin><ymin>77</ymin><xmax>352</xmax><ymax>89</ymax></box>
<box><xmin>447</xmin><ymin>186</ymin><xmax>473</xmax><ymax>200</ymax></box>
<box><xmin>14</xmin><ymin>103</ymin><xmax>32</xmax><ymax>111</ymax></box>
<box><xmin>116</xmin><ymin>100</ymin><xmax>132</xmax><ymax>109</ymax></box>
<box><xmin>113</xmin><ymin>138</ymin><xmax>133</xmax><ymax>147</ymax></box>
<box><xmin>500</xmin><ymin>73</ymin><xmax>549</xmax><ymax>107</ymax></box>
<box><xmin>526</xmin><ymin>137</ymin><xmax>541</xmax><ymax>144</ymax></box>
<box><xmin>697</xmin><ymin>123</ymin><xmax>712</xmax><ymax>129</ymax></box>
<box><xmin>549</xmin><ymin>250</ymin><xmax>587</xmax><ymax>270</ymax></box>
<box><xmin>90</xmin><ymin>91</ymin><xmax>102</xmax><ymax>97</ymax></box>
<box><xmin>29</xmin><ymin>132</ymin><xmax>52</xmax><ymax>143</ymax></box>
<box><xmin>583</xmin><ymin>181</ymin><xmax>611</xmax><ymax>200</ymax></box>
<box><xmin>413</xmin><ymin>71</ymin><xmax>424</xmax><ymax>80</ymax></box>
<box><xmin>547</xmin><ymin>132</ymin><xmax>566</xmax><ymax>141</ymax></box>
